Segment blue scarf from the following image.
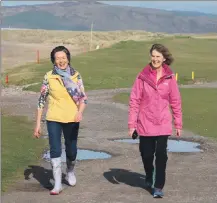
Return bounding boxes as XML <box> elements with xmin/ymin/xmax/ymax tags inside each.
<box><xmin>54</xmin><ymin>65</ymin><xmax>83</xmax><ymax>105</ymax></box>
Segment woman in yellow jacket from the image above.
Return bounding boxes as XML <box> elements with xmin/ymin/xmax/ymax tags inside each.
<box><xmin>34</xmin><ymin>46</ymin><xmax>88</xmax><ymax>195</ymax></box>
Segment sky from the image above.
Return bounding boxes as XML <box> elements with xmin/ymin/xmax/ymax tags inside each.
<box><xmin>2</xmin><ymin>1</ymin><xmax>217</xmax><ymax>15</ymax></box>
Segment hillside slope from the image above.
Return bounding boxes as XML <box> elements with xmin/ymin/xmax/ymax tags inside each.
<box><xmin>2</xmin><ymin>1</ymin><xmax>217</xmax><ymax>33</ymax></box>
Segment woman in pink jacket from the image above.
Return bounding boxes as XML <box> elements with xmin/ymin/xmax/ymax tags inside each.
<box><xmin>128</xmin><ymin>44</ymin><xmax>182</xmax><ymax>198</ymax></box>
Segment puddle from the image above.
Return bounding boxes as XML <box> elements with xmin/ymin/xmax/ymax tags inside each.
<box><xmin>113</xmin><ymin>139</ymin><xmax>202</xmax><ymax>152</ymax></box>
<box><xmin>43</xmin><ymin>149</ymin><xmax>112</xmax><ymax>162</ymax></box>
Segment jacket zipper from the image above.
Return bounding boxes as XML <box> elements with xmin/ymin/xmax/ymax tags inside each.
<box><xmin>156</xmin><ymin>74</ymin><xmax>173</xmax><ymax>88</ymax></box>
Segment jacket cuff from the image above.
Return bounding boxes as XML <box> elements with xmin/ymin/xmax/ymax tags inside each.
<box><xmin>175</xmin><ymin>124</ymin><xmax>182</xmax><ymax>129</ymax></box>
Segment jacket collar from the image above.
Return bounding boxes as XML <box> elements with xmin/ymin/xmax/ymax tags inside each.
<box><xmin>138</xmin><ymin>63</ymin><xmax>174</xmax><ymax>89</ymax></box>
<box><xmin>139</xmin><ymin>63</ymin><xmax>173</xmax><ymax>78</ymax></box>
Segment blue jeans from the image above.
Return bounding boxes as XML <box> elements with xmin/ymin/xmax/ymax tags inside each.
<box><xmin>46</xmin><ymin>121</ymin><xmax>79</xmax><ymax>161</ymax></box>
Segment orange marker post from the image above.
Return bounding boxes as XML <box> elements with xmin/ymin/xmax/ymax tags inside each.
<box><xmin>5</xmin><ymin>74</ymin><xmax>9</xmax><ymax>84</ymax></box>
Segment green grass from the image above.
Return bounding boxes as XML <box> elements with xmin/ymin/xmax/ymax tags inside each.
<box><xmin>1</xmin><ymin>115</ymin><xmax>47</xmax><ymax>192</ymax></box>
<box><xmin>113</xmin><ymin>88</ymin><xmax>217</xmax><ymax>139</ymax></box>
<box><xmin>6</xmin><ymin>37</ymin><xmax>217</xmax><ymax>92</ymax></box>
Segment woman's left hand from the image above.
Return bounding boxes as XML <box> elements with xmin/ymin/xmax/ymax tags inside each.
<box><xmin>75</xmin><ymin>112</ymin><xmax>83</xmax><ymax>122</ymax></box>
<box><xmin>176</xmin><ymin>129</ymin><xmax>181</xmax><ymax>137</ymax></box>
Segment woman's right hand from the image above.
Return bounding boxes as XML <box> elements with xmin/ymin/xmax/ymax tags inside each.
<box><xmin>128</xmin><ymin>128</ymin><xmax>135</xmax><ymax>137</ymax></box>
<box><xmin>34</xmin><ymin>124</ymin><xmax>41</xmax><ymax>138</ymax></box>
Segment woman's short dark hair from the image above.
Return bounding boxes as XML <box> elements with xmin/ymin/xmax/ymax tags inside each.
<box><xmin>150</xmin><ymin>44</ymin><xmax>174</xmax><ymax>65</ymax></box>
<box><xmin>50</xmin><ymin>46</ymin><xmax>71</xmax><ymax>64</ymax></box>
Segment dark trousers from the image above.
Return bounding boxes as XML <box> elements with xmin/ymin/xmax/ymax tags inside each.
<box><xmin>139</xmin><ymin>135</ymin><xmax>169</xmax><ymax>189</ymax></box>
<box><xmin>46</xmin><ymin>121</ymin><xmax>79</xmax><ymax>161</ymax></box>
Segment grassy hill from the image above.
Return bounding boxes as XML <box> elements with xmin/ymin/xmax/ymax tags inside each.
<box><xmin>6</xmin><ymin>37</ymin><xmax>217</xmax><ymax>91</ymax></box>
<box><xmin>2</xmin><ymin>1</ymin><xmax>217</xmax><ymax>33</ymax></box>
<box><xmin>3</xmin><ymin>10</ymin><xmax>89</xmax><ymax>31</ymax></box>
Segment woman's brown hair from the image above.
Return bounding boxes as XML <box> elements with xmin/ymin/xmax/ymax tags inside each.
<box><xmin>150</xmin><ymin>44</ymin><xmax>174</xmax><ymax>65</ymax></box>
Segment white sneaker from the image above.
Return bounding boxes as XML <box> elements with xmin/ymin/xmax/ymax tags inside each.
<box><xmin>50</xmin><ymin>157</ymin><xmax>63</xmax><ymax>195</ymax></box>
<box><xmin>67</xmin><ymin>170</ymin><xmax>76</xmax><ymax>186</ymax></box>
<box><xmin>66</xmin><ymin>159</ymin><xmax>76</xmax><ymax>186</ymax></box>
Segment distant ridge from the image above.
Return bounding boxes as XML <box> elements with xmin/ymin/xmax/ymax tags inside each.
<box><xmin>2</xmin><ymin>1</ymin><xmax>217</xmax><ymax>33</ymax></box>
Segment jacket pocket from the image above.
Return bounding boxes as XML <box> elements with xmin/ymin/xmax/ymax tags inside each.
<box><xmin>138</xmin><ymin>104</ymin><xmax>155</xmax><ymax>124</ymax></box>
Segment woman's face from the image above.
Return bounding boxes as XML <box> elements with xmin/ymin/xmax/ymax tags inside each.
<box><xmin>54</xmin><ymin>51</ymin><xmax>69</xmax><ymax>69</ymax></box>
<box><xmin>151</xmin><ymin>49</ymin><xmax>165</xmax><ymax>69</ymax></box>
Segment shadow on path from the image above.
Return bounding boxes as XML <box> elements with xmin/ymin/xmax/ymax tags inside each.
<box><xmin>103</xmin><ymin>168</ymin><xmax>152</xmax><ymax>195</ymax></box>
<box><xmin>24</xmin><ymin>165</ymin><xmax>68</xmax><ymax>191</ymax></box>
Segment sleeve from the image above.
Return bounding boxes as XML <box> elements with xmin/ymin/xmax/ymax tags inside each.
<box><xmin>169</xmin><ymin>75</ymin><xmax>183</xmax><ymax>129</ymax></box>
<box><xmin>128</xmin><ymin>75</ymin><xmax>143</xmax><ymax>129</ymax></box>
<box><xmin>77</xmin><ymin>73</ymin><xmax>88</xmax><ymax>104</ymax></box>
<box><xmin>37</xmin><ymin>73</ymin><xmax>49</xmax><ymax>109</ymax></box>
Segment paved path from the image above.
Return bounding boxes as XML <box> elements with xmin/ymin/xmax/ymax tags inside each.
<box><xmin>1</xmin><ymin>83</ymin><xmax>217</xmax><ymax>203</ymax></box>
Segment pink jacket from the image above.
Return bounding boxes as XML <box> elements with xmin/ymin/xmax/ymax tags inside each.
<box><xmin>128</xmin><ymin>63</ymin><xmax>182</xmax><ymax>136</ymax></box>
